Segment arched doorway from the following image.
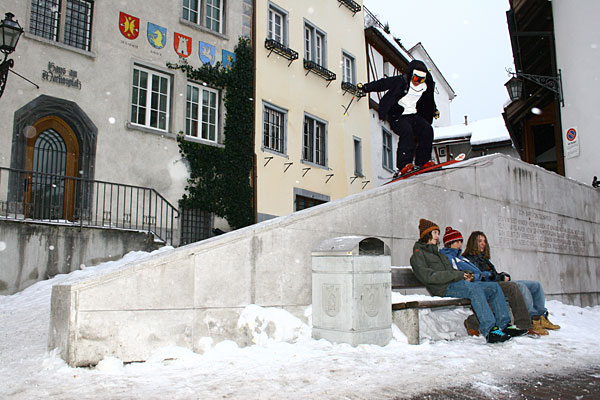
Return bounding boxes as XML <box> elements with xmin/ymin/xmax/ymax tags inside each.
<box><xmin>24</xmin><ymin>116</ymin><xmax>79</xmax><ymax>220</ymax></box>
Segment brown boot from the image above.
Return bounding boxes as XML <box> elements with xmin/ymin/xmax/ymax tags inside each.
<box><xmin>530</xmin><ymin>318</ymin><xmax>549</xmax><ymax>335</ymax></box>
<box><xmin>464</xmin><ymin>318</ymin><xmax>479</xmax><ymax>336</ymax></box>
<box><xmin>540</xmin><ymin>314</ymin><xmax>560</xmax><ymax>330</ymax></box>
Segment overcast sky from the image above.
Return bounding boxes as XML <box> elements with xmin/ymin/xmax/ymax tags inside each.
<box><xmin>363</xmin><ymin>0</ymin><xmax>515</xmax><ymax>125</ymax></box>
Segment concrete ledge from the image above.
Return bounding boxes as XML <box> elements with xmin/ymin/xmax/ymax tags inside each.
<box><xmin>48</xmin><ymin>154</ymin><xmax>600</xmax><ymax>366</ymax></box>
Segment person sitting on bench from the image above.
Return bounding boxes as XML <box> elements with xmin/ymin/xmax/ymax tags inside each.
<box><xmin>409</xmin><ymin>219</ymin><xmax>512</xmax><ymax>343</ymax></box>
<box><xmin>463</xmin><ymin>230</ymin><xmax>560</xmax><ymax>335</ymax></box>
<box><xmin>439</xmin><ymin>227</ymin><xmax>528</xmax><ymax>337</ymax></box>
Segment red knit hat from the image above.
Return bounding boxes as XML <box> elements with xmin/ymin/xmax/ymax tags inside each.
<box><xmin>443</xmin><ymin>226</ymin><xmax>463</xmax><ymax>246</ymax></box>
<box><xmin>419</xmin><ymin>218</ymin><xmax>440</xmax><ymax>239</ymax></box>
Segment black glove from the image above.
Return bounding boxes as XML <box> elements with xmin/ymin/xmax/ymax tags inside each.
<box><xmin>498</xmin><ymin>272</ymin><xmax>511</xmax><ymax>281</ymax></box>
<box><xmin>434</xmin><ymin>110</ymin><xmax>440</xmax><ymax>119</ymax></box>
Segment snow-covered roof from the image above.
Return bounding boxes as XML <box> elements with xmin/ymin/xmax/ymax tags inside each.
<box><xmin>371</xmin><ymin>26</ymin><xmax>414</xmax><ymax>63</ymax></box>
<box><xmin>434</xmin><ymin>116</ymin><xmax>511</xmax><ymax>146</ymax></box>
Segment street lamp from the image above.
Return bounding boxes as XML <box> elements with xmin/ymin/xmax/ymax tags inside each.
<box><xmin>504</xmin><ymin>76</ymin><xmax>523</xmax><ymax>103</ymax></box>
<box><xmin>504</xmin><ymin>68</ymin><xmax>564</xmax><ymax>107</ymax></box>
<box><xmin>0</xmin><ymin>12</ymin><xmax>25</xmax><ymax>99</ymax></box>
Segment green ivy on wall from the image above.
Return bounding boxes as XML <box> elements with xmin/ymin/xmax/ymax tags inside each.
<box><xmin>168</xmin><ymin>37</ymin><xmax>254</xmax><ymax>230</ymax></box>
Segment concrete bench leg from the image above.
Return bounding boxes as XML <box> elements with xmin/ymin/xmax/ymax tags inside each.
<box><xmin>392</xmin><ymin>308</ymin><xmax>420</xmax><ymax>345</ymax></box>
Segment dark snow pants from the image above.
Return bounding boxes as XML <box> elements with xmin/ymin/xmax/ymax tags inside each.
<box><xmin>390</xmin><ymin>114</ymin><xmax>433</xmax><ymax>169</ymax></box>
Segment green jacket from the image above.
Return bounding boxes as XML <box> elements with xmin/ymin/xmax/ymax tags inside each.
<box><xmin>410</xmin><ymin>241</ymin><xmax>465</xmax><ymax>296</ymax></box>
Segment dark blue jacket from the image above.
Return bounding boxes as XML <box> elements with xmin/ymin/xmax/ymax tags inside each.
<box><xmin>439</xmin><ymin>247</ymin><xmax>493</xmax><ymax>281</ymax></box>
<box><xmin>464</xmin><ymin>253</ymin><xmax>511</xmax><ymax>282</ymax></box>
<box><xmin>362</xmin><ymin>60</ymin><xmax>437</xmax><ymax>124</ymax></box>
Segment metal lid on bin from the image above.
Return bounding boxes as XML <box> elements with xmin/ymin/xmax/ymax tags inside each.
<box><xmin>312</xmin><ymin>236</ymin><xmax>390</xmax><ymax>256</ymax></box>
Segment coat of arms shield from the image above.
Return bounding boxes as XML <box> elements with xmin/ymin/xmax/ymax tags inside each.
<box><xmin>174</xmin><ymin>32</ymin><xmax>192</xmax><ymax>58</ymax></box>
<box><xmin>119</xmin><ymin>12</ymin><xmax>139</xmax><ymax>40</ymax></box>
<box><xmin>199</xmin><ymin>41</ymin><xmax>216</xmax><ymax>65</ymax></box>
<box><xmin>147</xmin><ymin>22</ymin><xmax>166</xmax><ymax>49</ymax></box>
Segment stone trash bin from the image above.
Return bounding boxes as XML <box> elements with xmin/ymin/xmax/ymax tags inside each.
<box><xmin>311</xmin><ymin>236</ymin><xmax>392</xmax><ymax>346</ymax></box>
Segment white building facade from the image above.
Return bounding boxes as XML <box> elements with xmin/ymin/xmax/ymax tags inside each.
<box><xmin>0</xmin><ymin>0</ymin><xmax>252</xmax><ymax>244</ymax></box>
<box><xmin>552</xmin><ymin>0</ymin><xmax>600</xmax><ymax>185</ymax></box>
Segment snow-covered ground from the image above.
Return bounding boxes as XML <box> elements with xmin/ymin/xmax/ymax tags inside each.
<box><xmin>1</xmin><ymin>249</ymin><xmax>599</xmax><ymax>399</ymax></box>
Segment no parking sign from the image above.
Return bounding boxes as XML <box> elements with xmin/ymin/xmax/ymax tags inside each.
<box><xmin>565</xmin><ymin>127</ymin><xmax>580</xmax><ymax>158</ymax></box>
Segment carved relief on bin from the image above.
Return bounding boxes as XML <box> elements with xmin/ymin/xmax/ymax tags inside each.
<box><xmin>363</xmin><ymin>284</ymin><xmax>380</xmax><ymax>317</ymax></box>
<box><xmin>323</xmin><ymin>284</ymin><xmax>340</xmax><ymax>317</ymax></box>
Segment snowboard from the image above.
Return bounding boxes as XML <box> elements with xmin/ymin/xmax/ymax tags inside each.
<box><xmin>384</xmin><ymin>153</ymin><xmax>466</xmax><ymax>185</ymax></box>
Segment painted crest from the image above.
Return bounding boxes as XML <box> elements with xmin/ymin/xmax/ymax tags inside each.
<box><xmin>147</xmin><ymin>22</ymin><xmax>167</xmax><ymax>49</ymax></box>
<box><xmin>119</xmin><ymin>12</ymin><xmax>139</xmax><ymax>40</ymax></box>
<box><xmin>174</xmin><ymin>32</ymin><xmax>192</xmax><ymax>58</ymax></box>
<box><xmin>222</xmin><ymin>49</ymin><xmax>236</xmax><ymax>69</ymax></box>
<box><xmin>199</xmin><ymin>41</ymin><xmax>216</xmax><ymax>65</ymax></box>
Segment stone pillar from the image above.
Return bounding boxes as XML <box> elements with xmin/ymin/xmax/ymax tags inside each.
<box><xmin>312</xmin><ymin>236</ymin><xmax>392</xmax><ymax>346</ymax></box>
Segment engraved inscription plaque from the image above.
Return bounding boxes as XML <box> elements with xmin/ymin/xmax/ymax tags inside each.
<box><xmin>497</xmin><ymin>207</ymin><xmax>585</xmax><ymax>255</ymax></box>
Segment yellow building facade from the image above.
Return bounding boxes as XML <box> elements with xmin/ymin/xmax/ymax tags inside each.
<box><xmin>254</xmin><ymin>0</ymin><xmax>371</xmax><ymax>221</ymax></box>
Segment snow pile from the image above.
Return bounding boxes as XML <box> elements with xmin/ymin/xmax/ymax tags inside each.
<box><xmin>1</xmin><ymin>249</ymin><xmax>599</xmax><ymax>399</ymax></box>
<box><xmin>238</xmin><ymin>304</ymin><xmax>311</xmax><ymax>346</ymax></box>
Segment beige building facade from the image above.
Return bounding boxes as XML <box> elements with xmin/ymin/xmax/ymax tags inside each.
<box><xmin>254</xmin><ymin>0</ymin><xmax>371</xmax><ymax>221</ymax></box>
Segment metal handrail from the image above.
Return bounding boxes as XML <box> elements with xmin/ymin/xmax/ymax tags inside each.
<box><xmin>0</xmin><ymin>166</ymin><xmax>179</xmax><ymax>245</ymax></box>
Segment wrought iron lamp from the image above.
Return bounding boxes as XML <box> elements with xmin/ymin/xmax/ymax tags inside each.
<box><xmin>505</xmin><ymin>67</ymin><xmax>564</xmax><ymax>107</ymax></box>
<box><xmin>0</xmin><ymin>12</ymin><xmax>25</xmax><ymax>99</ymax></box>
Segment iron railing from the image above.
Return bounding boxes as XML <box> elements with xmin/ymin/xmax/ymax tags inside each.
<box><xmin>338</xmin><ymin>0</ymin><xmax>361</xmax><ymax>14</ymax></box>
<box><xmin>0</xmin><ymin>167</ymin><xmax>179</xmax><ymax>245</ymax></box>
<box><xmin>363</xmin><ymin>5</ymin><xmax>386</xmax><ymax>31</ymax></box>
<box><xmin>264</xmin><ymin>38</ymin><xmax>299</xmax><ymax>65</ymax></box>
<box><xmin>303</xmin><ymin>59</ymin><xmax>336</xmax><ymax>82</ymax></box>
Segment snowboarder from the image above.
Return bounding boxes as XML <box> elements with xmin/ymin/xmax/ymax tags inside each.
<box><xmin>358</xmin><ymin>59</ymin><xmax>439</xmax><ymax>176</ymax></box>
<box><xmin>409</xmin><ymin>219</ymin><xmax>512</xmax><ymax>343</ymax></box>
<box><xmin>463</xmin><ymin>230</ymin><xmax>561</xmax><ymax>335</ymax></box>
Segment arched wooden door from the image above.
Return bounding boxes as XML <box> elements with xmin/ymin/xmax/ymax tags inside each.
<box><xmin>24</xmin><ymin>116</ymin><xmax>79</xmax><ymax>220</ymax></box>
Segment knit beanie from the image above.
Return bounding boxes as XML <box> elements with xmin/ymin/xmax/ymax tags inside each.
<box><xmin>419</xmin><ymin>218</ymin><xmax>440</xmax><ymax>239</ymax></box>
<box><xmin>443</xmin><ymin>226</ymin><xmax>463</xmax><ymax>246</ymax></box>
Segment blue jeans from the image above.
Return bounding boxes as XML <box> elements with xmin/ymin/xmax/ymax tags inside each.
<box><xmin>515</xmin><ymin>280</ymin><xmax>547</xmax><ymax>318</ymax></box>
<box><xmin>446</xmin><ymin>280</ymin><xmax>511</xmax><ymax>337</ymax></box>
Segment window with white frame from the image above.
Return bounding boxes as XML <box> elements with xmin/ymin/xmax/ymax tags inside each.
<box><xmin>182</xmin><ymin>0</ymin><xmax>224</xmax><ymax>34</ymax></box>
<box><xmin>303</xmin><ymin>115</ymin><xmax>327</xmax><ymax>166</ymax></box>
<box><xmin>267</xmin><ymin>3</ymin><xmax>287</xmax><ymax>45</ymax></box>
<box><xmin>353</xmin><ymin>137</ymin><xmax>363</xmax><ymax>176</ymax></box>
<box><xmin>29</xmin><ymin>0</ymin><xmax>94</xmax><ymax>51</ymax></box>
<box><xmin>304</xmin><ymin>22</ymin><xmax>326</xmax><ymax>66</ymax></box>
<box><xmin>382</xmin><ymin>128</ymin><xmax>394</xmax><ymax>170</ymax></box>
<box><xmin>182</xmin><ymin>0</ymin><xmax>200</xmax><ymax>23</ymax></box>
<box><xmin>205</xmin><ymin>0</ymin><xmax>222</xmax><ymax>33</ymax></box>
<box><xmin>130</xmin><ymin>66</ymin><xmax>171</xmax><ymax>132</ymax></box>
<box><xmin>342</xmin><ymin>52</ymin><xmax>356</xmax><ymax>84</ymax></box>
<box><xmin>185</xmin><ymin>83</ymin><xmax>219</xmax><ymax>142</ymax></box>
<box><xmin>263</xmin><ymin>103</ymin><xmax>286</xmax><ymax>154</ymax></box>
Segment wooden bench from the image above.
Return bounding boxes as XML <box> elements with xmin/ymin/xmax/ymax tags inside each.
<box><xmin>391</xmin><ymin>266</ymin><xmax>472</xmax><ymax>344</ymax></box>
